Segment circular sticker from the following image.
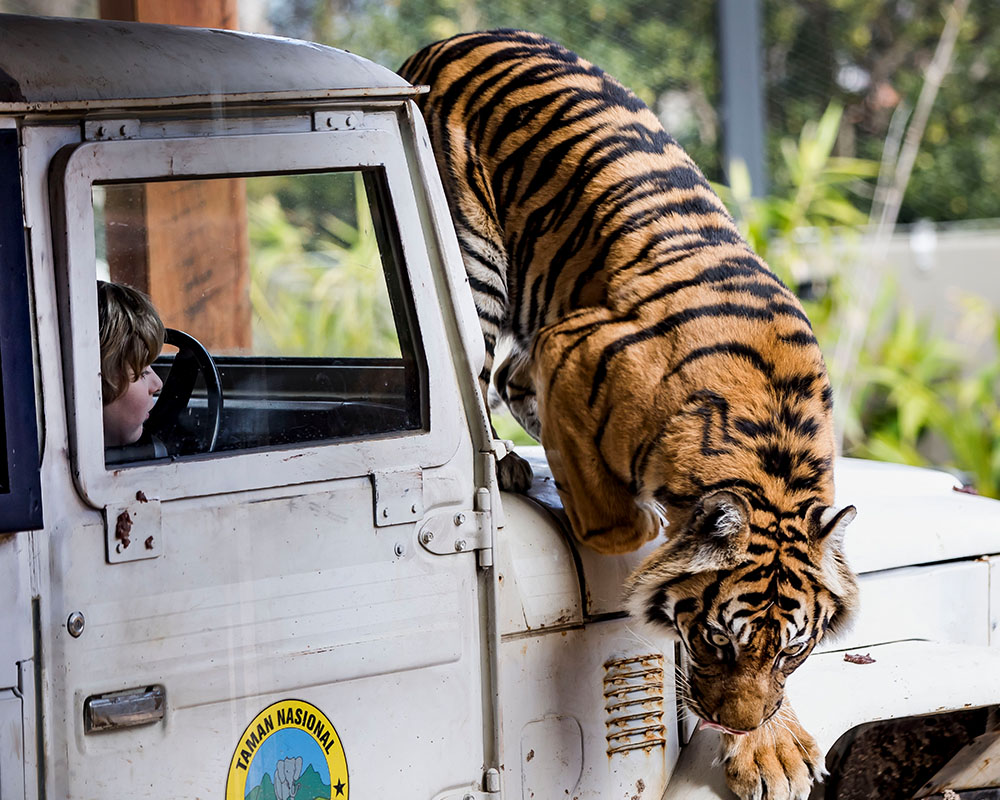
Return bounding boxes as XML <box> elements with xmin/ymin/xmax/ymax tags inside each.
<box><xmin>226</xmin><ymin>699</ymin><xmax>349</xmax><ymax>800</ymax></box>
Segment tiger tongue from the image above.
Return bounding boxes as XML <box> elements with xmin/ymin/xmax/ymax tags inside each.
<box><xmin>698</xmin><ymin>719</ymin><xmax>749</xmax><ymax>736</ymax></box>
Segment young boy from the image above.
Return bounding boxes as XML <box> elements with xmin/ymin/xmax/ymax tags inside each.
<box><xmin>97</xmin><ymin>280</ymin><xmax>165</xmax><ymax>448</ymax></box>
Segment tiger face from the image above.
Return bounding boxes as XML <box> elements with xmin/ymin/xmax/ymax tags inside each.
<box><xmin>625</xmin><ymin>490</ymin><xmax>857</xmax><ymax>733</ymax></box>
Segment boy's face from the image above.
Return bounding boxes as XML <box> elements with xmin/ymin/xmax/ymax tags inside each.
<box><xmin>103</xmin><ymin>365</ymin><xmax>163</xmax><ymax>447</ymax></box>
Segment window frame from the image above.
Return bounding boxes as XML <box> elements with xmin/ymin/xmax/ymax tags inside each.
<box><xmin>52</xmin><ymin>124</ymin><xmax>460</xmax><ymax>509</ymax></box>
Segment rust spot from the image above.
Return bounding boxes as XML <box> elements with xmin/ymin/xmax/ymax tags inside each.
<box><xmin>844</xmin><ymin>652</ymin><xmax>876</xmax><ymax>665</ymax></box>
<box><xmin>115</xmin><ymin>510</ymin><xmax>132</xmax><ymax>548</ymax></box>
<box><xmin>954</xmin><ymin>484</ymin><xmax>979</xmax><ymax>495</ymax></box>
<box><xmin>636</xmin><ymin>779</ymin><xmax>646</xmax><ymax>793</ymax></box>
<box><xmin>526</xmin><ymin>749</ymin><xmax>534</xmax><ymax>762</ymax></box>
<box><xmin>145</xmin><ymin>536</ymin><xmax>155</xmax><ymax>550</ymax></box>
<box><xmin>135</xmin><ymin>490</ymin><xmax>148</xmax><ymax>503</ymax></box>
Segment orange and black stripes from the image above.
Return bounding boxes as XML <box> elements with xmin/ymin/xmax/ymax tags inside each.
<box><xmin>399</xmin><ymin>26</ymin><xmax>850</xmax><ymax>533</ymax></box>
<box><xmin>401</xmin><ymin>32</ymin><xmax>857</xmax><ymax>739</ymax></box>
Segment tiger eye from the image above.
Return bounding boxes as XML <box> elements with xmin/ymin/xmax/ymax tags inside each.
<box><xmin>708</xmin><ymin>631</ymin><xmax>730</xmax><ymax>647</ymax></box>
<box><xmin>782</xmin><ymin>641</ymin><xmax>808</xmax><ymax>657</ymax></box>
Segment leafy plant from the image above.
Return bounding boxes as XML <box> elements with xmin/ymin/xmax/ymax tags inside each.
<box><xmin>717</xmin><ymin>103</ymin><xmax>1000</xmax><ymax>498</ymax></box>
<box><xmin>849</xmin><ymin>290</ymin><xmax>1000</xmax><ymax>496</ymax></box>
<box><xmin>247</xmin><ymin>173</ymin><xmax>401</xmax><ymax>359</ymax></box>
<box><xmin>715</xmin><ymin>104</ymin><xmax>878</xmax><ymax>292</ymax></box>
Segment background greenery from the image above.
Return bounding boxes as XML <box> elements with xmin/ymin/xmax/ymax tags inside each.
<box><xmin>266</xmin><ymin>0</ymin><xmax>1000</xmax><ymax>225</ymax></box>
<box><xmin>720</xmin><ymin>103</ymin><xmax>1000</xmax><ymax>498</ymax></box>
<box><xmin>262</xmin><ymin>0</ymin><xmax>1000</xmax><ymax>496</ymax></box>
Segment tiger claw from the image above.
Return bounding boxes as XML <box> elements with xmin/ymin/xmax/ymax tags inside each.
<box><xmin>721</xmin><ymin>715</ymin><xmax>823</xmax><ymax>800</ymax></box>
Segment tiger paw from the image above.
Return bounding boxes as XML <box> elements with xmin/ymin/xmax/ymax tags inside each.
<box><xmin>720</xmin><ymin>716</ymin><xmax>824</xmax><ymax>800</ymax></box>
<box><xmin>497</xmin><ymin>450</ymin><xmax>533</xmax><ymax>493</ymax></box>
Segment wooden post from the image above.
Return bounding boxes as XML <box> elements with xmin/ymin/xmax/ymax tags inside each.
<box><xmin>99</xmin><ymin>0</ymin><xmax>238</xmax><ymax>29</ymax></box>
<box><xmin>98</xmin><ymin>0</ymin><xmax>251</xmax><ymax>353</ymax></box>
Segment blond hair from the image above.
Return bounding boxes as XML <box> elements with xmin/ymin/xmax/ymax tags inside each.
<box><xmin>97</xmin><ymin>280</ymin><xmax>165</xmax><ymax>405</ymax></box>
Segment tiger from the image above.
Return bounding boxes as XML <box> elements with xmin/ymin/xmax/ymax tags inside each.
<box><xmin>399</xmin><ymin>29</ymin><xmax>858</xmax><ymax>800</ymax></box>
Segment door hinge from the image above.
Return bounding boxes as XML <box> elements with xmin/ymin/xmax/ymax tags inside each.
<box><xmin>418</xmin><ymin>488</ymin><xmax>493</xmax><ymax>562</ymax></box>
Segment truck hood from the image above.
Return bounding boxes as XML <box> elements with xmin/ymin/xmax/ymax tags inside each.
<box><xmin>510</xmin><ymin>446</ymin><xmax>1000</xmax><ymax>618</ymax></box>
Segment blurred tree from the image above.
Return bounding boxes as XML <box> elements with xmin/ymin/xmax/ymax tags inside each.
<box><xmin>765</xmin><ymin>0</ymin><xmax>1000</xmax><ymax>223</ymax></box>
<box><xmin>266</xmin><ymin>0</ymin><xmax>723</xmax><ymax>177</ymax></box>
<box><xmin>268</xmin><ymin>0</ymin><xmax>1000</xmax><ymax>224</ymax></box>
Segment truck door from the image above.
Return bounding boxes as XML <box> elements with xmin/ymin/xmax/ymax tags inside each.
<box><xmin>45</xmin><ymin>116</ymin><xmax>492</xmax><ymax>799</ymax></box>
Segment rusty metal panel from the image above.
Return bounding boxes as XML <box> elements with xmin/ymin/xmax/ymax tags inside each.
<box><xmin>497</xmin><ymin>492</ymin><xmax>582</xmax><ymax>635</ymax></box>
<box><xmin>500</xmin><ymin>621</ymin><xmax>678</xmax><ymax>799</ymax></box>
<box><xmin>103</xmin><ymin>494</ymin><xmax>162</xmax><ymax>563</ymax></box>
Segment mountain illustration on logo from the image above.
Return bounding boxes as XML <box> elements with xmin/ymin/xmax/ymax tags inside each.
<box><xmin>245</xmin><ymin>764</ymin><xmax>332</xmax><ymax>800</ymax></box>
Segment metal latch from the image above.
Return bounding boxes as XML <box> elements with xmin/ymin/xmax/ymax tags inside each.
<box><xmin>430</xmin><ymin>769</ymin><xmax>500</xmax><ymax>799</ymax></box>
<box><xmin>84</xmin><ymin>685</ymin><xmax>166</xmax><ymax>733</ymax></box>
<box><xmin>83</xmin><ymin>119</ymin><xmax>140</xmax><ymax>140</ymax></box>
<box><xmin>418</xmin><ymin>488</ymin><xmax>493</xmax><ymax>557</ymax></box>
<box><xmin>103</xmin><ymin>492</ymin><xmax>162</xmax><ymax>564</ymax></box>
<box><xmin>372</xmin><ymin>469</ymin><xmax>424</xmax><ymax>527</ymax></box>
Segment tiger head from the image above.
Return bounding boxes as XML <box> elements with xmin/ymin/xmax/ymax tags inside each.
<box><xmin>624</xmin><ymin>490</ymin><xmax>857</xmax><ymax>734</ymax></box>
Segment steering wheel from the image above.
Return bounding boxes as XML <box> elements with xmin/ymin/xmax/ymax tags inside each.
<box><xmin>145</xmin><ymin>328</ymin><xmax>223</xmax><ymax>454</ymax></box>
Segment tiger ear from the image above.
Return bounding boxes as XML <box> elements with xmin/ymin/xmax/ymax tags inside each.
<box><xmin>687</xmin><ymin>490</ymin><xmax>750</xmax><ymax>569</ymax></box>
<box><xmin>815</xmin><ymin>505</ymin><xmax>857</xmax><ymax>548</ymax></box>
<box><xmin>810</xmin><ymin>504</ymin><xmax>859</xmax><ymax>619</ymax></box>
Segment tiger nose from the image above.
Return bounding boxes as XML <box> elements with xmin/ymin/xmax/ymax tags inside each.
<box><xmin>718</xmin><ymin>679</ymin><xmax>770</xmax><ymax>730</ymax></box>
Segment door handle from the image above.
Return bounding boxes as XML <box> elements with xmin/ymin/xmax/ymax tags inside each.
<box><xmin>84</xmin><ymin>685</ymin><xmax>166</xmax><ymax>733</ymax></box>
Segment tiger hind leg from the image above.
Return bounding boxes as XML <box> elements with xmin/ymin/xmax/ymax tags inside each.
<box><xmin>455</xmin><ymin>218</ymin><xmax>534</xmax><ymax>493</ymax></box>
<box><xmin>489</xmin><ymin>343</ymin><xmax>536</xmax><ymax>493</ymax></box>
<box><xmin>494</xmin><ymin>343</ymin><xmax>541</xmax><ymax>441</ymax></box>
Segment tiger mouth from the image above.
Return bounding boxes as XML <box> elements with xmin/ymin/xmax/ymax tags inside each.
<box><xmin>697</xmin><ymin>719</ymin><xmax>750</xmax><ymax>736</ymax></box>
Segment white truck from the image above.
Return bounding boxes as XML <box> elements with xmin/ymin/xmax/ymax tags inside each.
<box><xmin>0</xmin><ymin>13</ymin><xmax>999</xmax><ymax>800</ymax></box>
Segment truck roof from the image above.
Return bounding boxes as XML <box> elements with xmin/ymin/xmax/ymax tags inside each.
<box><xmin>0</xmin><ymin>13</ymin><xmax>418</xmax><ymax>112</ymax></box>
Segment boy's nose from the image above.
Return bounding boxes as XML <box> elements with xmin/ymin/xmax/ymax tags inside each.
<box><xmin>151</xmin><ymin>371</ymin><xmax>163</xmax><ymax>393</ymax></box>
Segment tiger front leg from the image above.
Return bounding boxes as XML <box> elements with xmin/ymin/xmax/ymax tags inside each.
<box><xmin>719</xmin><ymin>704</ymin><xmax>824</xmax><ymax>800</ymax></box>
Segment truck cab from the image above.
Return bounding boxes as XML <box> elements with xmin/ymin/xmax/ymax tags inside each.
<box><xmin>1</xmin><ymin>13</ymin><xmax>999</xmax><ymax>800</ymax></box>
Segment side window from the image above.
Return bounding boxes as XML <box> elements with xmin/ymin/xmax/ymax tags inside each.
<box><xmin>92</xmin><ymin>170</ymin><xmax>427</xmax><ymax>466</ymax></box>
<box><xmin>0</xmin><ymin>128</ymin><xmax>43</xmax><ymax>531</ymax></box>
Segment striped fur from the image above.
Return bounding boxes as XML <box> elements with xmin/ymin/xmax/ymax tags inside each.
<box><xmin>400</xmin><ymin>31</ymin><xmax>857</xmax><ymax>799</ymax></box>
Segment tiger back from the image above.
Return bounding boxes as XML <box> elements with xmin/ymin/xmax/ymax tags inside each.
<box><xmin>400</xmin><ymin>30</ymin><xmax>858</xmax><ymax>800</ymax></box>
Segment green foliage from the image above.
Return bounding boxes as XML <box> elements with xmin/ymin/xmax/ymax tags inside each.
<box><xmin>491</xmin><ymin>407</ymin><xmax>536</xmax><ymax>446</ymax></box>
<box><xmin>268</xmin><ymin>0</ymin><xmax>723</xmax><ymax>178</ymax></box>
<box><xmin>247</xmin><ymin>173</ymin><xmax>401</xmax><ymax>359</ymax></box>
<box><xmin>849</xmin><ymin>292</ymin><xmax>1000</xmax><ymax>497</ymax></box>
<box><xmin>717</xmin><ymin>104</ymin><xmax>1000</xmax><ymax>498</ymax></box>
<box><xmin>715</xmin><ymin>104</ymin><xmax>877</xmax><ymax>291</ymax></box>
<box><xmin>764</xmin><ymin>0</ymin><xmax>1000</xmax><ymax>223</ymax></box>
